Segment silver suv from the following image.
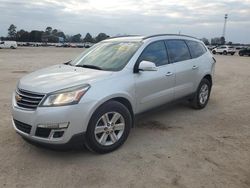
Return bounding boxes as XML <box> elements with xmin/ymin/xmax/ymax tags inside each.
<box><xmin>12</xmin><ymin>34</ymin><xmax>216</xmax><ymax>153</ymax></box>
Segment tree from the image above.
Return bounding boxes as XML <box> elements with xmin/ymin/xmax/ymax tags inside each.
<box><xmin>52</xmin><ymin>29</ymin><xmax>58</xmax><ymax>35</ymax></box>
<box><xmin>16</xmin><ymin>29</ymin><xmax>29</xmax><ymax>42</ymax></box>
<box><xmin>55</xmin><ymin>31</ymin><xmax>66</xmax><ymax>39</ymax></box>
<box><xmin>83</xmin><ymin>33</ymin><xmax>94</xmax><ymax>43</ymax></box>
<box><xmin>220</xmin><ymin>36</ymin><xmax>225</xmax><ymax>45</ymax></box>
<box><xmin>29</xmin><ymin>30</ymin><xmax>43</xmax><ymax>42</ymax></box>
<box><xmin>8</xmin><ymin>24</ymin><xmax>17</xmax><ymax>39</ymax></box>
<box><xmin>71</xmin><ymin>34</ymin><xmax>81</xmax><ymax>43</ymax></box>
<box><xmin>45</xmin><ymin>26</ymin><xmax>52</xmax><ymax>35</ymax></box>
<box><xmin>95</xmin><ymin>33</ymin><xmax>109</xmax><ymax>42</ymax></box>
<box><xmin>201</xmin><ymin>38</ymin><xmax>209</xmax><ymax>45</ymax></box>
<box><xmin>211</xmin><ymin>37</ymin><xmax>221</xmax><ymax>45</ymax></box>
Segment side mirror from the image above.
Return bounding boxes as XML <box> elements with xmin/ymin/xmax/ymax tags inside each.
<box><xmin>138</xmin><ymin>60</ymin><xmax>157</xmax><ymax>71</ymax></box>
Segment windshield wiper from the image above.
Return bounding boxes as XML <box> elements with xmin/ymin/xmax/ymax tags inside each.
<box><xmin>75</xmin><ymin>64</ymin><xmax>103</xmax><ymax>70</ymax></box>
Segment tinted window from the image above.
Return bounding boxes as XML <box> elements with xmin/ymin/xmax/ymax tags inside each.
<box><xmin>166</xmin><ymin>40</ymin><xmax>191</xmax><ymax>63</ymax></box>
<box><xmin>186</xmin><ymin>40</ymin><xmax>207</xmax><ymax>58</ymax></box>
<box><xmin>138</xmin><ymin>41</ymin><xmax>168</xmax><ymax>66</ymax></box>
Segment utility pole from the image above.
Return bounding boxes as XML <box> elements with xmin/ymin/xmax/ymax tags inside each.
<box><xmin>222</xmin><ymin>14</ymin><xmax>228</xmax><ymax>38</ymax></box>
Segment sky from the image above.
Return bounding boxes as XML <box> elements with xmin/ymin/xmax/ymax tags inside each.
<box><xmin>0</xmin><ymin>0</ymin><xmax>250</xmax><ymax>43</ymax></box>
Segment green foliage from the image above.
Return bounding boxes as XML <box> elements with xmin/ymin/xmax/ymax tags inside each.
<box><xmin>4</xmin><ymin>25</ymin><xmax>109</xmax><ymax>43</ymax></box>
<box><xmin>201</xmin><ymin>38</ymin><xmax>210</xmax><ymax>45</ymax></box>
<box><xmin>83</xmin><ymin>33</ymin><xmax>94</xmax><ymax>43</ymax></box>
<box><xmin>95</xmin><ymin>33</ymin><xmax>109</xmax><ymax>43</ymax></box>
<box><xmin>8</xmin><ymin>24</ymin><xmax>17</xmax><ymax>39</ymax></box>
<box><xmin>71</xmin><ymin>34</ymin><xmax>82</xmax><ymax>42</ymax></box>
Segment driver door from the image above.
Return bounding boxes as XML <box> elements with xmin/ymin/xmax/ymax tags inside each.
<box><xmin>134</xmin><ymin>41</ymin><xmax>175</xmax><ymax>113</ymax></box>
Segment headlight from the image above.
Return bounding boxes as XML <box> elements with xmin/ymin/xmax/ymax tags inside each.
<box><xmin>41</xmin><ymin>84</ymin><xmax>90</xmax><ymax>107</ymax></box>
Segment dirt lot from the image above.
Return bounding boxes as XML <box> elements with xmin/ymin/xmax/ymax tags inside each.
<box><xmin>0</xmin><ymin>47</ymin><xmax>249</xmax><ymax>188</ymax></box>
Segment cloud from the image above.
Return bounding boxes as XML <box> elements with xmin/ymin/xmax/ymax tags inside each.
<box><xmin>0</xmin><ymin>0</ymin><xmax>250</xmax><ymax>43</ymax></box>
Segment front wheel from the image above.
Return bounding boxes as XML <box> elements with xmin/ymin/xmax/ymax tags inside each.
<box><xmin>190</xmin><ymin>78</ymin><xmax>211</xmax><ymax>109</ymax></box>
<box><xmin>85</xmin><ymin>101</ymin><xmax>132</xmax><ymax>153</ymax></box>
<box><xmin>223</xmin><ymin>51</ymin><xmax>227</xmax><ymax>55</ymax></box>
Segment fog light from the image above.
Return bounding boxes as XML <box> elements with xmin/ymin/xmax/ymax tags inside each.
<box><xmin>53</xmin><ymin>131</ymin><xmax>64</xmax><ymax>138</ymax></box>
<box><xmin>37</xmin><ymin>122</ymin><xmax>69</xmax><ymax>129</ymax></box>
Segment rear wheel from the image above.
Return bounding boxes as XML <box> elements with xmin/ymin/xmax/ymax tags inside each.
<box><xmin>85</xmin><ymin>101</ymin><xmax>132</xmax><ymax>153</ymax></box>
<box><xmin>223</xmin><ymin>51</ymin><xmax>227</xmax><ymax>55</ymax></box>
<box><xmin>190</xmin><ymin>78</ymin><xmax>211</xmax><ymax>109</ymax></box>
<box><xmin>212</xmin><ymin>50</ymin><xmax>216</xmax><ymax>54</ymax></box>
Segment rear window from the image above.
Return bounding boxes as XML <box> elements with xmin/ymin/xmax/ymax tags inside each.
<box><xmin>186</xmin><ymin>40</ymin><xmax>207</xmax><ymax>58</ymax></box>
<box><xmin>166</xmin><ymin>40</ymin><xmax>191</xmax><ymax>63</ymax></box>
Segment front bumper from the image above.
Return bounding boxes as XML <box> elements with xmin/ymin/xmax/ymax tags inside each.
<box><xmin>12</xmin><ymin>93</ymin><xmax>94</xmax><ymax>145</ymax></box>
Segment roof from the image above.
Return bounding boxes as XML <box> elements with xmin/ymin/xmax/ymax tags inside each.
<box><xmin>105</xmin><ymin>34</ymin><xmax>199</xmax><ymax>42</ymax></box>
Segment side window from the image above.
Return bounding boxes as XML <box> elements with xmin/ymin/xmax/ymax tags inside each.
<box><xmin>0</xmin><ymin>42</ymin><xmax>4</xmax><ymax>44</ymax></box>
<box><xmin>138</xmin><ymin>41</ymin><xmax>168</xmax><ymax>66</ymax></box>
<box><xmin>186</xmin><ymin>40</ymin><xmax>207</xmax><ymax>58</ymax></box>
<box><xmin>166</xmin><ymin>40</ymin><xmax>191</xmax><ymax>63</ymax></box>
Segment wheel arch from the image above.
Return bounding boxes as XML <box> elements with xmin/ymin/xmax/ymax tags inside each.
<box><xmin>85</xmin><ymin>95</ymin><xmax>135</xmax><ymax>131</ymax></box>
<box><xmin>203</xmin><ymin>74</ymin><xmax>212</xmax><ymax>86</ymax></box>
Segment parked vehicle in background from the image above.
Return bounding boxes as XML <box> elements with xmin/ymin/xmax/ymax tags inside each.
<box><xmin>0</xmin><ymin>41</ymin><xmax>17</xmax><ymax>49</ymax></box>
<box><xmin>12</xmin><ymin>34</ymin><xmax>215</xmax><ymax>153</ymax></box>
<box><xmin>206</xmin><ymin>45</ymin><xmax>216</xmax><ymax>51</ymax></box>
<box><xmin>212</xmin><ymin>45</ymin><xmax>236</xmax><ymax>55</ymax></box>
<box><xmin>84</xmin><ymin>42</ymin><xmax>94</xmax><ymax>48</ymax></box>
<box><xmin>239</xmin><ymin>47</ymin><xmax>250</xmax><ymax>56</ymax></box>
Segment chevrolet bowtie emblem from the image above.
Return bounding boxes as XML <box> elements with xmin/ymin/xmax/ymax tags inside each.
<box><xmin>15</xmin><ymin>94</ymin><xmax>22</xmax><ymax>102</ymax></box>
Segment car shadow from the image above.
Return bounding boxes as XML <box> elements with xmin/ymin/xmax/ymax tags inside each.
<box><xmin>23</xmin><ymin>100</ymin><xmax>192</xmax><ymax>156</ymax></box>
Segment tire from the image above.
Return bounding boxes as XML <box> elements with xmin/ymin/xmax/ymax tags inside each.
<box><xmin>223</xmin><ymin>51</ymin><xmax>227</xmax><ymax>55</ymax></box>
<box><xmin>212</xmin><ymin>50</ymin><xmax>216</xmax><ymax>54</ymax></box>
<box><xmin>85</xmin><ymin>101</ymin><xmax>132</xmax><ymax>153</ymax></box>
<box><xmin>239</xmin><ymin>52</ymin><xmax>243</xmax><ymax>56</ymax></box>
<box><xmin>190</xmin><ymin>78</ymin><xmax>211</xmax><ymax>109</ymax></box>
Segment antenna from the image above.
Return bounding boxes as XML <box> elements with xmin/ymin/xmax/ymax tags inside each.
<box><xmin>222</xmin><ymin>14</ymin><xmax>228</xmax><ymax>38</ymax></box>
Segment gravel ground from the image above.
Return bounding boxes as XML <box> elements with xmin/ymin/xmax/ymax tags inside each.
<box><xmin>0</xmin><ymin>47</ymin><xmax>249</xmax><ymax>188</ymax></box>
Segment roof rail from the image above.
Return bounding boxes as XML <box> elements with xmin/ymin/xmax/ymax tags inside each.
<box><xmin>106</xmin><ymin>35</ymin><xmax>141</xmax><ymax>40</ymax></box>
<box><xmin>143</xmin><ymin>34</ymin><xmax>199</xmax><ymax>40</ymax></box>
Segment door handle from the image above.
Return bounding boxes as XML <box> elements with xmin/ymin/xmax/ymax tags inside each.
<box><xmin>192</xmin><ymin>65</ymin><xmax>199</xmax><ymax>70</ymax></box>
<box><xmin>165</xmin><ymin>72</ymin><xmax>173</xmax><ymax>76</ymax></box>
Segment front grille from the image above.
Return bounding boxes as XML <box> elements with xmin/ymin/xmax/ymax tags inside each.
<box><xmin>14</xmin><ymin>119</ymin><xmax>32</xmax><ymax>134</ymax></box>
<box><xmin>35</xmin><ymin>127</ymin><xmax>51</xmax><ymax>138</ymax></box>
<box><xmin>16</xmin><ymin>89</ymin><xmax>45</xmax><ymax>110</ymax></box>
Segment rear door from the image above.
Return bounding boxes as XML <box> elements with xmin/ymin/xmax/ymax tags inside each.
<box><xmin>135</xmin><ymin>40</ymin><xmax>175</xmax><ymax>113</ymax></box>
<box><xmin>165</xmin><ymin>40</ymin><xmax>197</xmax><ymax>99</ymax></box>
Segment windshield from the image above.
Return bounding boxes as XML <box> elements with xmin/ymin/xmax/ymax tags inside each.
<box><xmin>70</xmin><ymin>41</ymin><xmax>142</xmax><ymax>71</ymax></box>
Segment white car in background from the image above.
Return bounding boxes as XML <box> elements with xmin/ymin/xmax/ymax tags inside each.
<box><xmin>0</xmin><ymin>41</ymin><xmax>17</xmax><ymax>49</ymax></box>
<box><xmin>212</xmin><ymin>45</ymin><xmax>236</xmax><ymax>55</ymax></box>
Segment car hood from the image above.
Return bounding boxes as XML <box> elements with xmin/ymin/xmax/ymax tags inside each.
<box><xmin>18</xmin><ymin>64</ymin><xmax>113</xmax><ymax>93</ymax></box>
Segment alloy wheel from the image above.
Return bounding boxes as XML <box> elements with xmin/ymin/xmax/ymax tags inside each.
<box><xmin>94</xmin><ymin>112</ymin><xmax>125</xmax><ymax>146</ymax></box>
<box><xmin>199</xmin><ymin>84</ymin><xmax>209</xmax><ymax>105</ymax></box>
